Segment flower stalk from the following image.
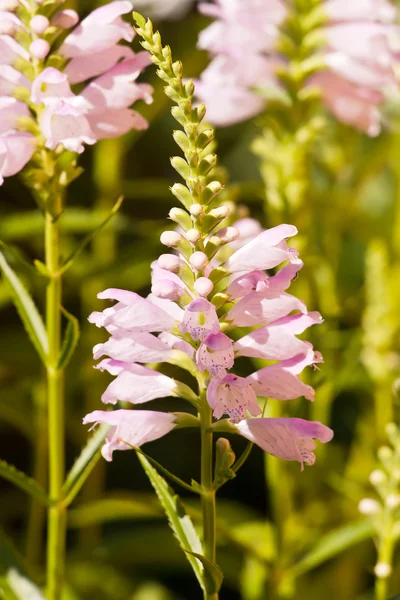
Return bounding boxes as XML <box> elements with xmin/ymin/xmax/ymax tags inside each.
<box><xmin>45</xmin><ymin>205</ymin><xmax>66</xmax><ymax>600</ymax></box>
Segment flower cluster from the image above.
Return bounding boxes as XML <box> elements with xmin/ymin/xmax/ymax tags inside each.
<box><xmin>0</xmin><ymin>0</ymin><xmax>152</xmax><ymax>185</ymax></box>
<box><xmin>86</xmin><ymin>220</ymin><xmax>333</xmax><ymax>467</ymax></box>
<box><xmin>195</xmin><ymin>0</ymin><xmax>398</xmax><ymax>135</ymax></box>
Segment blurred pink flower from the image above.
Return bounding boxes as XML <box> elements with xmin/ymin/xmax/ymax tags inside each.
<box><xmin>0</xmin><ymin>131</ymin><xmax>35</xmax><ymax>184</ymax></box>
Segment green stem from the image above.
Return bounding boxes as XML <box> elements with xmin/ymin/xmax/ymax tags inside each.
<box><xmin>45</xmin><ymin>210</ymin><xmax>66</xmax><ymax>600</ymax></box>
<box><xmin>199</xmin><ymin>393</ymin><xmax>217</xmax><ymax>600</ymax></box>
<box><xmin>375</xmin><ymin>510</ymin><xmax>394</xmax><ymax>600</ymax></box>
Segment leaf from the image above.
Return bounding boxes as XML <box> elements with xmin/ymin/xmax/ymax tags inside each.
<box><xmin>0</xmin><ymin>251</ymin><xmax>48</xmax><ymax>364</ymax></box>
<box><xmin>0</xmin><ymin>460</ymin><xmax>50</xmax><ymax>506</ymax></box>
<box><xmin>58</xmin><ymin>196</ymin><xmax>124</xmax><ymax>276</ymax></box>
<box><xmin>137</xmin><ymin>452</ymin><xmax>206</xmax><ymax>591</ymax></box>
<box><xmin>183</xmin><ymin>550</ymin><xmax>224</xmax><ymax>595</ymax></box>
<box><xmin>286</xmin><ymin>519</ymin><xmax>374</xmax><ymax>579</ymax></box>
<box><xmin>69</xmin><ymin>495</ymin><xmax>163</xmax><ymax>528</ymax></box>
<box><xmin>57</xmin><ymin>306</ymin><xmax>80</xmax><ymax>370</ymax></box>
<box><xmin>62</xmin><ymin>424</ymin><xmax>110</xmax><ymax>506</ymax></box>
<box><xmin>0</xmin><ymin>529</ymin><xmax>29</xmax><ymax>576</ymax></box>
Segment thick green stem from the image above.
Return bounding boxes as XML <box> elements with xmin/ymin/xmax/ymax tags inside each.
<box><xmin>45</xmin><ymin>211</ymin><xmax>66</xmax><ymax>600</ymax></box>
<box><xmin>375</xmin><ymin>510</ymin><xmax>394</xmax><ymax>600</ymax></box>
<box><xmin>199</xmin><ymin>395</ymin><xmax>217</xmax><ymax>600</ymax></box>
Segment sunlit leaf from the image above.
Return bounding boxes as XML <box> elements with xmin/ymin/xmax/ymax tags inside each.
<box><xmin>57</xmin><ymin>306</ymin><xmax>80</xmax><ymax>370</ymax></box>
<box><xmin>0</xmin><ymin>251</ymin><xmax>48</xmax><ymax>364</ymax></box>
<box><xmin>184</xmin><ymin>549</ymin><xmax>224</xmax><ymax>595</ymax></box>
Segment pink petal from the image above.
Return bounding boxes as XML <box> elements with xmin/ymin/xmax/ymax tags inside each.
<box><xmin>0</xmin><ymin>34</ymin><xmax>29</xmax><ymax>64</ymax></box>
<box><xmin>60</xmin><ymin>1</ymin><xmax>134</xmax><ymax>57</ymax></box>
<box><xmin>31</xmin><ymin>67</ymin><xmax>73</xmax><ymax>104</ymax></box>
<box><xmin>180</xmin><ymin>298</ymin><xmax>220</xmax><ymax>341</ymax></box>
<box><xmin>82</xmin><ymin>52</ymin><xmax>152</xmax><ymax>110</ymax></box>
<box><xmin>65</xmin><ymin>45</ymin><xmax>135</xmax><ymax>85</ymax></box>
<box><xmin>234</xmin><ymin>312</ymin><xmax>323</xmax><ymax>361</ymax></box>
<box><xmin>0</xmin><ymin>97</ymin><xmax>30</xmax><ymax>134</ymax></box>
<box><xmin>325</xmin><ymin>0</ymin><xmax>396</xmax><ymax>23</ymax></box>
<box><xmin>247</xmin><ymin>349</ymin><xmax>322</xmax><ymax>402</ymax></box>
<box><xmin>91</xmin><ymin>288</ymin><xmax>179</xmax><ymax>333</ymax></box>
<box><xmin>93</xmin><ymin>331</ymin><xmax>173</xmax><ymax>363</ymax></box>
<box><xmin>196</xmin><ymin>332</ymin><xmax>234</xmax><ymax>377</ymax></box>
<box><xmin>207</xmin><ymin>373</ymin><xmax>261</xmax><ymax>423</ymax></box>
<box><xmin>40</xmin><ymin>97</ymin><xmax>96</xmax><ymax>153</ymax></box>
<box><xmin>98</xmin><ymin>359</ymin><xmax>179</xmax><ymax>405</ymax></box>
<box><xmin>86</xmin><ymin>107</ymin><xmax>148</xmax><ymax>139</ymax></box>
<box><xmin>83</xmin><ymin>409</ymin><xmax>176</xmax><ymax>461</ymax></box>
<box><xmin>236</xmin><ymin>418</ymin><xmax>333</xmax><ymax>467</ymax></box>
<box><xmin>158</xmin><ymin>332</ymin><xmax>195</xmax><ymax>359</ymax></box>
<box><xmin>226</xmin><ymin>224</ymin><xmax>298</xmax><ymax>275</ymax></box>
<box><xmin>227</xmin><ymin>289</ymin><xmax>307</xmax><ymax>327</ymax></box>
<box><xmin>0</xmin><ymin>64</ymin><xmax>30</xmax><ymax>95</ymax></box>
<box><xmin>0</xmin><ymin>131</ymin><xmax>35</xmax><ymax>184</ymax></box>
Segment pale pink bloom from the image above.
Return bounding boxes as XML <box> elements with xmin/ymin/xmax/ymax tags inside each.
<box><xmin>314</xmin><ymin>71</ymin><xmax>382</xmax><ymax>136</ymax></box>
<box><xmin>325</xmin><ymin>0</ymin><xmax>396</xmax><ymax>22</ymax></box>
<box><xmin>197</xmin><ymin>332</ymin><xmax>234</xmax><ymax>377</ymax></box>
<box><xmin>193</xmin><ymin>277</ymin><xmax>213</xmax><ymax>297</ymax></box>
<box><xmin>230</xmin><ymin>218</ymin><xmax>263</xmax><ymax>249</ymax></box>
<box><xmin>207</xmin><ymin>373</ymin><xmax>261</xmax><ymax>423</ymax></box>
<box><xmin>60</xmin><ymin>0</ymin><xmax>134</xmax><ymax>58</ymax></box>
<box><xmin>227</xmin><ymin>289</ymin><xmax>307</xmax><ymax>327</ymax></box>
<box><xmin>227</xmin><ymin>260</ymin><xmax>303</xmax><ymax>299</ymax></box>
<box><xmin>0</xmin><ymin>35</ymin><xmax>29</xmax><ymax>65</ymax></box>
<box><xmin>236</xmin><ymin>417</ymin><xmax>333</xmax><ymax>468</ymax></box>
<box><xmin>31</xmin><ymin>68</ymin><xmax>73</xmax><ymax>104</ymax></box>
<box><xmin>268</xmin><ymin>260</ymin><xmax>304</xmax><ymax>292</ymax></box>
<box><xmin>0</xmin><ymin>131</ymin><xmax>35</xmax><ymax>184</ymax></box>
<box><xmin>158</xmin><ymin>331</ymin><xmax>195</xmax><ymax>359</ymax></box>
<box><xmin>88</xmin><ymin>288</ymin><xmax>179</xmax><ymax>333</ymax></box>
<box><xmin>40</xmin><ymin>97</ymin><xmax>96</xmax><ymax>153</ymax></box>
<box><xmin>158</xmin><ymin>253</ymin><xmax>181</xmax><ymax>272</ymax></box>
<box><xmin>324</xmin><ymin>53</ymin><xmax>395</xmax><ymax>88</ymax></box>
<box><xmin>0</xmin><ymin>11</ymin><xmax>26</xmax><ymax>34</ymax></box>
<box><xmin>93</xmin><ymin>331</ymin><xmax>173</xmax><ymax>363</ymax></box>
<box><xmin>82</xmin><ymin>53</ymin><xmax>153</xmax><ymax>110</ymax></box>
<box><xmin>151</xmin><ymin>260</ymin><xmax>190</xmax><ymax>301</ymax></box>
<box><xmin>325</xmin><ymin>23</ymin><xmax>396</xmax><ymax>66</ymax></box>
<box><xmin>65</xmin><ymin>46</ymin><xmax>135</xmax><ymax>85</ymax></box>
<box><xmin>0</xmin><ymin>97</ymin><xmax>30</xmax><ymax>133</ymax></box>
<box><xmin>234</xmin><ymin>312</ymin><xmax>323</xmax><ymax>361</ymax></box>
<box><xmin>51</xmin><ymin>9</ymin><xmax>79</xmax><ymax>30</ymax></box>
<box><xmin>83</xmin><ymin>409</ymin><xmax>177</xmax><ymax>461</ymax></box>
<box><xmin>0</xmin><ymin>65</ymin><xmax>30</xmax><ymax>95</ymax></box>
<box><xmin>180</xmin><ymin>297</ymin><xmax>220</xmax><ymax>341</ymax></box>
<box><xmin>0</xmin><ymin>0</ymin><xmax>18</xmax><ymax>10</ymax></box>
<box><xmin>190</xmin><ymin>251</ymin><xmax>208</xmax><ymax>270</ymax></box>
<box><xmin>247</xmin><ymin>350</ymin><xmax>323</xmax><ymax>402</ymax></box>
<box><xmin>97</xmin><ymin>359</ymin><xmax>180</xmax><ymax>405</ymax></box>
<box><xmin>226</xmin><ymin>224</ymin><xmax>298</xmax><ymax>276</ymax></box>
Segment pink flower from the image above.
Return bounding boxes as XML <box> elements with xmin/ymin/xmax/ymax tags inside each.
<box><xmin>93</xmin><ymin>330</ymin><xmax>173</xmax><ymax>363</ymax></box>
<box><xmin>60</xmin><ymin>0</ymin><xmax>134</xmax><ymax>58</ymax></box>
<box><xmin>65</xmin><ymin>46</ymin><xmax>135</xmax><ymax>85</ymax></box>
<box><xmin>207</xmin><ymin>374</ymin><xmax>261</xmax><ymax>423</ymax></box>
<box><xmin>236</xmin><ymin>418</ymin><xmax>334</xmax><ymax>469</ymax></box>
<box><xmin>180</xmin><ymin>297</ymin><xmax>220</xmax><ymax>341</ymax></box>
<box><xmin>0</xmin><ymin>97</ymin><xmax>30</xmax><ymax>133</ymax></box>
<box><xmin>30</xmin><ymin>67</ymin><xmax>73</xmax><ymax>104</ymax></box>
<box><xmin>226</xmin><ymin>288</ymin><xmax>307</xmax><ymax>327</ymax></box>
<box><xmin>40</xmin><ymin>97</ymin><xmax>96</xmax><ymax>153</ymax></box>
<box><xmin>83</xmin><ymin>409</ymin><xmax>177</xmax><ymax>461</ymax></box>
<box><xmin>0</xmin><ymin>65</ymin><xmax>30</xmax><ymax>95</ymax></box>
<box><xmin>0</xmin><ymin>34</ymin><xmax>29</xmax><ymax>64</ymax></box>
<box><xmin>0</xmin><ymin>131</ymin><xmax>35</xmax><ymax>185</ymax></box>
<box><xmin>197</xmin><ymin>332</ymin><xmax>234</xmax><ymax>377</ymax></box>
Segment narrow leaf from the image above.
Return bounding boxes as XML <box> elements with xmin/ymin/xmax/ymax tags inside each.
<box><xmin>137</xmin><ymin>453</ymin><xmax>205</xmax><ymax>591</ymax></box>
<box><xmin>57</xmin><ymin>306</ymin><xmax>80</xmax><ymax>370</ymax></box>
<box><xmin>0</xmin><ymin>251</ymin><xmax>48</xmax><ymax>363</ymax></box>
<box><xmin>286</xmin><ymin>519</ymin><xmax>374</xmax><ymax>579</ymax></box>
<box><xmin>63</xmin><ymin>424</ymin><xmax>110</xmax><ymax>505</ymax></box>
<box><xmin>0</xmin><ymin>460</ymin><xmax>50</xmax><ymax>506</ymax></box>
<box><xmin>184</xmin><ymin>550</ymin><xmax>224</xmax><ymax>594</ymax></box>
<box><xmin>58</xmin><ymin>196</ymin><xmax>124</xmax><ymax>275</ymax></box>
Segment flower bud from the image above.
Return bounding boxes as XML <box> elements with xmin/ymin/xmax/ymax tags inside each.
<box><xmin>30</xmin><ymin>39</ymin><xmax>50</xmax><ymax>59</ymax></box>
<box><xmin>30</xmin><ymin>15</ymin><xmax>49</xmax><ymax>34</ymax></box>
<box><xmin>190</xmin><ymin>252</ymin><xmax>208</xmax><ymax>270</ymax></box>
<box><xmin>203</xmin><ymin>181</ymin><xmax>223</xmax><ymax>204</ymax></box>
<box><xmin>209</xmin><ymin>205</ymin><xmax>230</xmax><ymax>220</ymax></box>
<box><xmin>216</xmin><ymin>227</ymin><xmax>239</xmax><ymax>244</ymax></box>
<box><xmin>358</xmin><ymin>498</ymin><xmax>380</xmax><ymax>515</ymax></box>
<box><xmin>169</xmin><ymin>207</ymin><xmax>192</xmax><ymax>231</ymax></box>
<box><xmin>152</xmin><ymin>279</ymin><xmax>182</xmax><ymax>302</ymax></box>
<box><xmin>160</xmin><ymin>231</ymin><xmax>182</xmax><ymax>247</ymax></box>
<box><xmin>186</xmin><ymin>229</ymin><xmax>201</xmax><ymax>243</ymax></box>
<box><xmin>190</xmin><ymin>204</ymin><xmax>203</xmax><ymax>217</ymax></box>
<box><xmin>158</xmin><ymin>254</ymin><xmax>180</xmax><ymax>272</ymax></box>
<box><xmin>51</xmin><ymin>9</ymin><xmax>79</xmax><ymax>29</ymax></box>
<box><xmin>194</xmin><ymin>277</ymin><xmax>213</xmax><ymax>297</ymax></box>
<box><xmin>170</xmin><ymin>183</ymin><xmax>192</xmax><ymax>210</ymax></box>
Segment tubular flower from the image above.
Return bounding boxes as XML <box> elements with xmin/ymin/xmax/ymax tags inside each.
<box><xmin>85</xmin><ymin>18</ymin><xmax>332</xmax><ymax>466</ymax></box>
<box><xmin>0</xmin><ymin>0</ymin><xmax>153</xmax><ymax>185</ymax></box>
<box><xmin>195</xmin><ymin>0</ymin><xmax>399</xmax><ymax>134</ymax></box>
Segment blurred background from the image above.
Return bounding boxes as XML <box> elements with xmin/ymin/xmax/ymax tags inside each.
<box><xmin>1</xmin><ymin>1</ymin><xmax>400</xmax><ymax>599</ymax></box>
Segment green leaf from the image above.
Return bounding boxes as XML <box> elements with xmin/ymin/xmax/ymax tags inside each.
<box><xmin>183</xmin><ymin>550</ymin><xmax>224</xmax><ymax>594</ymax></box>
<box><xmin>63</xmin><ymin>424</ymin><xmax>110</xmax><ymax>506</ymax></box>
<box><xmin>69</xmin><ymin>495</ymin><xmax>163</xmax><ymax>528</ymax></box>
<box><xmin>137</xmin><ymin>452</ymin><xmax>206</xmax><ymax>591</ymax></box>
<box><xmin>57</xmin><ymin>306</ymin><xmax>80</xmax><ymax>370</ymax></box>
<box><xmin>0</xmin><ymin>529</ymin><xmax>29</xmax><ymax>576</ymax></box>
<box><xmin>286</xmin><ymin>519</ymin><xmax>374</xmax><ymax>579</ymax></box>
<box><xmin>0</xmin><ymin>460</ymin><xmax>50</xmax><ymax>506</ymax></box>
<box><xmin>0</xmin><ymin>251</ymin><xmax>48</xmax><ymax>364</ymax></box>
<box><xmin>58</xmin><ymin>196</ymin><xmax>124</xmax><ymax>276</ymax></box>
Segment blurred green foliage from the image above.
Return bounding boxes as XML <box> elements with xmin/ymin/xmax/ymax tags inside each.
<box><xmin>1</xmin><ymin>2</ymin><xmax>400</xmax><ymax>599</ymax></box>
